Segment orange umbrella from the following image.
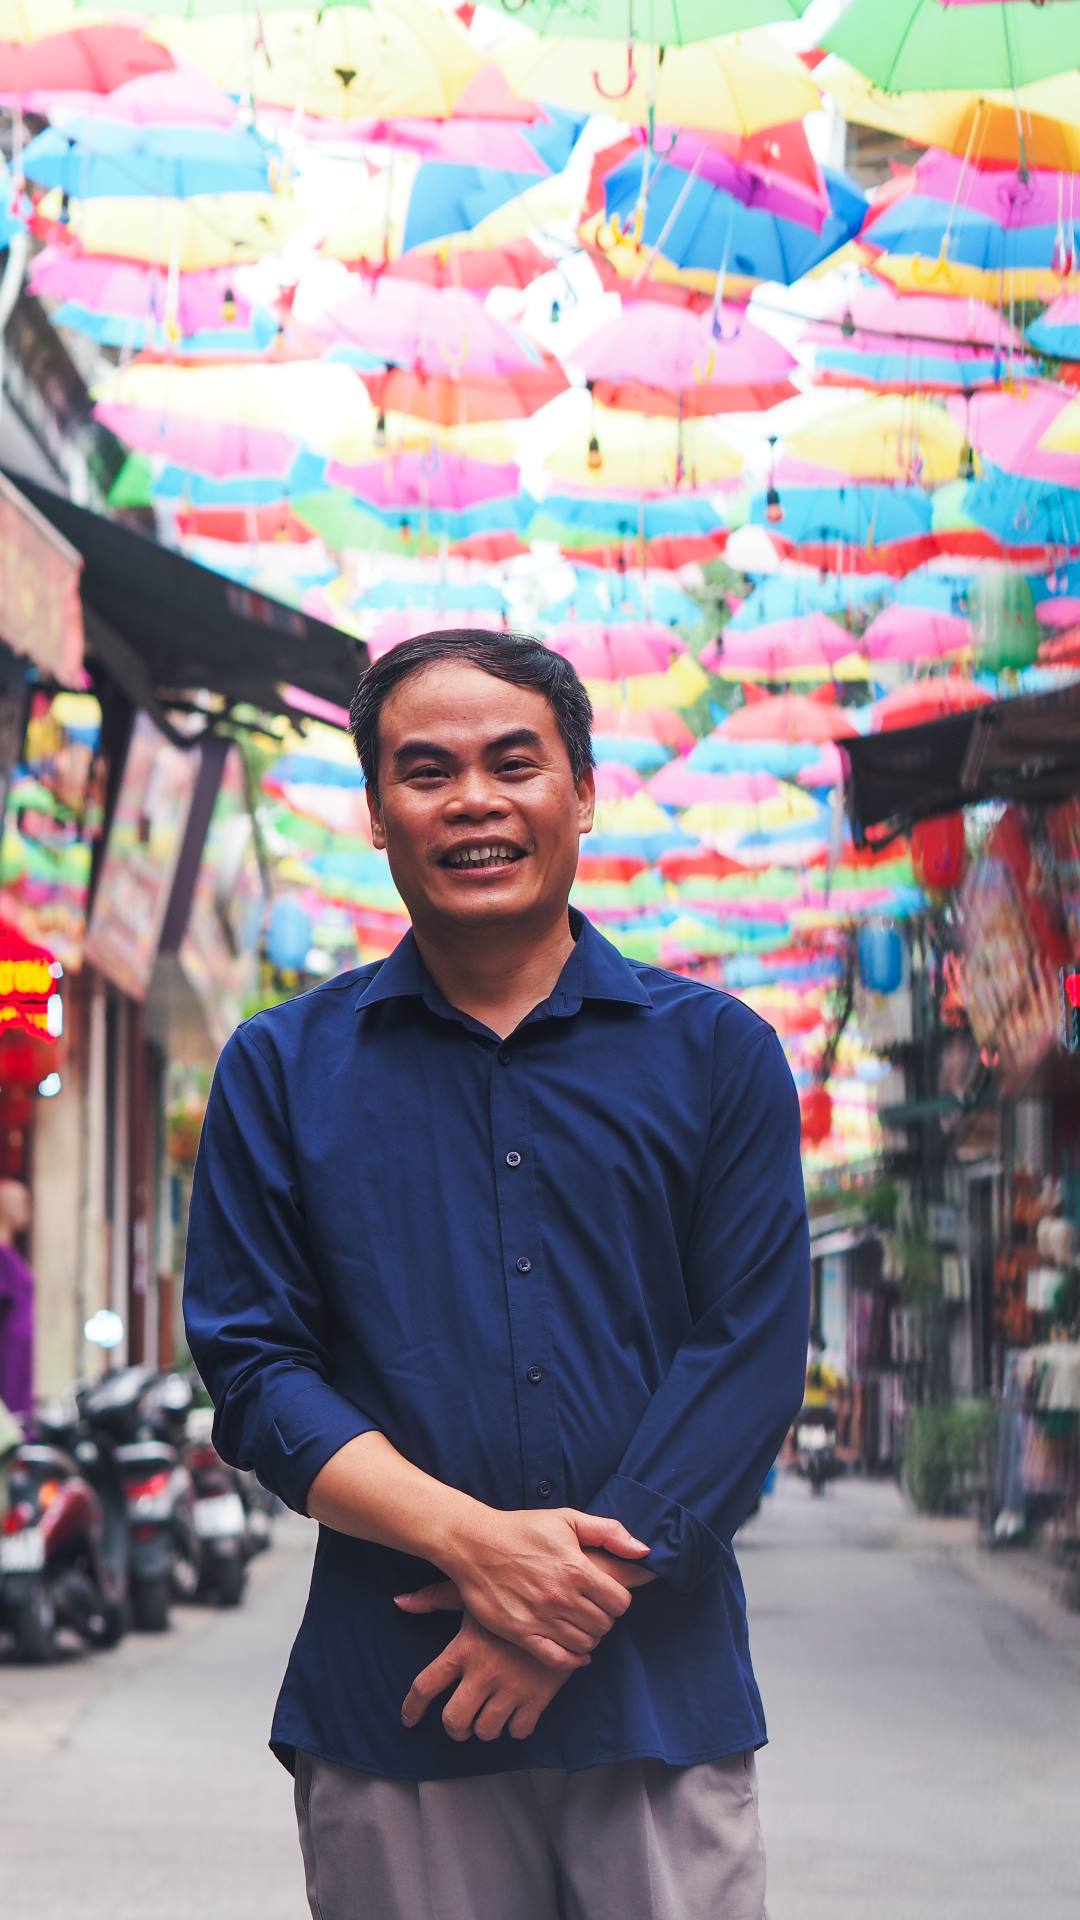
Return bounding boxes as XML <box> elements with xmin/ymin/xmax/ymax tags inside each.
<box><xmin>871</xmin><ymin>677</ymin><xmax>994</xmax><ymax>732</ymax></box>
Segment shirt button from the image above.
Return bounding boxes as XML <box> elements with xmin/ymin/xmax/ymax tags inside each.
<box><xmin>497</xmin><ymin>1048</ymin><xmax>511</xmax><ymax>1066</ymax></box>
<box><xmin>506</xmin><ymin>1150</ymin><xmax>522</xmax><ymax>1168</ymax></box>
<box><xmin>515</xmin><ymin>1255</ymin><xmax>532</xmax><ymax>1273</ymax></box>
<box><xmin>536</xmin><ymin>1480</ymin><xmax>552</xmax><ymax>1500</ymax></box>
<box><xmin>526</xmin><ymin>1365</ymin><xmax>544</xmax><ymax>1384</ymax></box>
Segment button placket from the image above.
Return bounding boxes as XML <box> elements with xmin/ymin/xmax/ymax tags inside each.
<box><xmin>490</xmin><ymin>1045</ymin><xmax>563</xmax><ymax>1509</ymax></box>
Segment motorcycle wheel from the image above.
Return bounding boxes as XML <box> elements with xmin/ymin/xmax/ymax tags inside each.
<box><xmin>215</xmin><ymin>1555</ymin><xmax>247</xmax><ymax>1609</ymax></box>
<box><xmin>11</xmin><ymin>1582</ymin><xmax>57</xmax><ymax>1663</ymax></box>
<box><xmin>810</xmin><ymin>1469</ymin><xmax>826</xmax><ymax>1497</ymax></box>
<box><xmin>86</xmin><ymin>1593</ymin><xmax>129</xmax><ymax>1650</ymax></box>
<box><xmin>132</xmin><ymin>1574</ymin><xmax>171</xmax><ymax>1633</ymax></box>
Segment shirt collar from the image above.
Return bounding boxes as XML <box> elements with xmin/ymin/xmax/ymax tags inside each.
<box><xmin>354</xmin><ymin>909</ymin><xmax>651</xmax><ymax>1017</ymax></box>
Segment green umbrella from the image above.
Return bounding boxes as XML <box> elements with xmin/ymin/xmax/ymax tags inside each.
<box><xmin>473</xmin><ymin>0</ymin><xmax>812</xmax><ymax>42</ymax></box>
<box><xmin>292</xmin><ymin>492</ymin><xmax>441</xmax><ymax>556</ymax></box>
<box><xmin>107</xmin><ymin>454</ymin><xmax>155</xmax><ymax>512</ymax></box>
<box><xmin>823</xmin><ymin>0</ymin><xmax>1080</xmax><ymax>94</ymax></box>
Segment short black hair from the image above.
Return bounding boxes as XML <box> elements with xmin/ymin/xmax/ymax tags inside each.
<box><xmin>349</xmin><ymin>628</ymin><xmax>595</xmax><ymax>801</ymax></box>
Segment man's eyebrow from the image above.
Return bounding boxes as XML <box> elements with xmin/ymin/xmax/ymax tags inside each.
<box><xmin>391</xmin><ymin>728</ymin><xmax>545</xmax><ymax>766</ymax></box>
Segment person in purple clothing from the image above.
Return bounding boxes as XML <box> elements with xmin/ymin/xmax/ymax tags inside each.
<box><xmin>0</xmin><ymin>1179</ymin><xmax>34</xmax><ymax>1421</ymax></box>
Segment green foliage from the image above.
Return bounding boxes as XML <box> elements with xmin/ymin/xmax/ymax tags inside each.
<box><xmin>889</xmin><ymin>1231</ymin><xmax>940</xmax><ymax>1305</ymax></box>
<box><xmin>903</xmin><ymin>1400</ymin><xmax>1000</xmax><ymax>1514</ymax></box>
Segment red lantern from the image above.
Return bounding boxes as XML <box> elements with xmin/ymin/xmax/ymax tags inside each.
<box><xmin>800</xmin><ymin>1086</ymin><xmax>833</xmax><ymax>1147</ymax></box>
<box><xmin>912</xmin><ymin>812</ymin><xmax>966</xmax><ymax>892</ymax></box>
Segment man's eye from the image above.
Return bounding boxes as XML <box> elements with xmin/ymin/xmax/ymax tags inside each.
<box><xmin>410</xmin><ymin>766</ymin><xmax>446</xmax><ymax>779</ymax></box>
<box><xmin>498</xmin><ymin>759</ymin><xmax>533</xmax><ymax>773</ymax></box>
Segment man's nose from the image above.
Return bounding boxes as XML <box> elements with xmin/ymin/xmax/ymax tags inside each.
<box><xmin>445</xmin><ymin>772</ymin><xmax>508</xmax><ymax>815</ymax></box>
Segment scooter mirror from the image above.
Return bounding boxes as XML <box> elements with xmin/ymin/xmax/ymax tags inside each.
<box><xmin>84</xmin><ymin>1309</ymin><xmax>125</xmax><ymax>1351</ymax></box>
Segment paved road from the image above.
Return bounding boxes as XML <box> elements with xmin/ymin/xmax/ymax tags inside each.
<box><xmin>2</xmin><ymin>1476</ymin><xmax>1078</xmax><ymax>1918</ymax></box>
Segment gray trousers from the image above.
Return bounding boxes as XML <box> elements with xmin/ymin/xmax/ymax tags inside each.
<box><xmin>294</xmin><ymin>1748</ymin><xmax>767</xmax><ymax>1920</ymax></box>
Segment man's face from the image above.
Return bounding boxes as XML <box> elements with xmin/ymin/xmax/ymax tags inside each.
<box><xmin>366</xmin><ymin>662</ymin><xmax>594</xmax><ymax>937</ymax></box>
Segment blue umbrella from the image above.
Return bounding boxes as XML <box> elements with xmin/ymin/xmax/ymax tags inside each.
<box><xmin>749</xmin><ymin>483</ymin><xmax>934</xmax><ymax>547</ymax></box>
<box><xmin>402</xmin><ymin>111</ymin><xmax>584</xmax><ymax>250</ymax></box>
<box><xmin>543</xmin><ymin>572</ymin><xmax>702</xmax><ymax>626</ymax></box>
<box><xmin>867</xmin><ymin>197</ymin><xmax>1066</xmax><ymax>272</ymax></box>
<box><xmin>153</xmin><ymin>452</ymin><xmax>327</xmax><ymax>506</ymax></box>
<box><xmin>943</xmin><ymin>468</ymin><xmax>1080</xmax><ymax>549</ymax></box>
<box><xmin>358</xmin><ymin>579</ymin><xmax>509</xmax><ymax>612</ymax></box>
<box><xmin>21</xmin><ymin>121</ymin><xmax>278</xmax><ymax>200</ymax></box>
<box><xmin>364</xmin><ymin>493</ymin><xmax>535</xmax><ymax>538</ymax></box>
<box><xmin>814</xmin><ymin>344</ymin><xmax>1028</xmax><ymax>392</ymax></box>
<box><xmin>530</xmin><ymin>493</ymin><xmax>721</xmax><ymax>541</ymax></box>
<box><xmin>729</xmin><ymin>574</ymin><xmax>889</xmax><ymax>630</ymax></box>
<box><xmin>602</xmin><ymin>160</ymin><xmax>866</xmax><ymax>284</ymax></box>
<box><xmin>49</xmin><ymin>301</ymin><xmax>281</xmax><ymax>354</ymax></box>
<box><xmin>1026</xmin><ymin>302</ymin><xmax>1080</xmax><ymax>362</ymax></box>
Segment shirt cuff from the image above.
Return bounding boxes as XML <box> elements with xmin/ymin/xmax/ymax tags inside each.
<box><xmin>234</xmin><ymin>1372</ymin><xmax>378</xmax><ymax>1517</ymax></box>
<box><xmin>586</xmin><ymin>1474</ymin><xmax>721</xmax><ymax>1595</ymax></box>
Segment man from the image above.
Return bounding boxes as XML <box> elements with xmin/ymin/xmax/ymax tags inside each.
<box><xmin>184</xmin><ymin>631</ymin><xmax>810</xmax><ymax>1920</ymax></box>
<box><xmin>0</xmin><ymin>1179</ymin><xmax>34</xmax><ymax>1422</ymax></box>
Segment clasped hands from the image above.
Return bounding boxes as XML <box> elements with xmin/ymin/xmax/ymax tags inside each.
<box><xmin>394</xmin><ymin>1507</ymin><xmax>652</xmax><ymax>1745</ymax></box>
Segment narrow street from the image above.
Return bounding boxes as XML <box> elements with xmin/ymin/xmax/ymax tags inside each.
<box><xmin>2</xmin><ymin>1477</ymin><xmax>1078</xmax><ymax>1920</ymax></box>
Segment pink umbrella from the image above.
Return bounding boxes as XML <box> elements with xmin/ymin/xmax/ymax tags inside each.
<box><xmin>965</xmin><ymin>380</ymin><xmax>1077</xmax><ymax>483</ymax></box>
<box><xmin>318</xmin><ymin>280</ymin><xmax>549</xmax><ymax>377</ymax></box>
<box><xmin>0</xmin><ymin>25</ymin><xmax>174</xmax><ymax>101</ymax></box>
<box><xmin>366</xmin><ymin>611</ymin><xmax>503</xmax><ymax>658</ymax></box>
<box><xmin>591</xmin><ymin>705</ymin><xmax>694</xmax><ymax>751</ymax></box>
<box><xmin>326</xmin><ymin>450</ymin><xmax>520</xmax><ymax>510</ymax></box>
<box><xmin>593</xmin><ymin>762</ymin><xmax>645</xmax><ymax>800</ymax></box>
<box><xmin>714</xmin><ymin>693</ymin><xmax>860</xmax><ymax>743</ymax></box>
<box><xmin>545</xmin><ymin>623</ymin><xmax>685</xmax><ymax>678</ymax></box>
<box><xmin>30</xmin><ymin>248</ymin><xmax>250</xmax><ymax>333</ymax></box>
<box><xmin>805</xmin><ymin>281</ymin><xmax>1023</xmax><ymax>359</ymax></box>
<box><xmin>574</xmin><ymin>303</ymin><xmax>798</xmax><ymax>419</ymax></box>
<box><xmin>914</xmin><ymin>150</ymin><xmax>1080</xmax><ymax>228</ymax></box>
<box><xmin>92</xmin><ymin>405</ymin><xmax>297</xmax><ymax>477</ymax></box>
<box><xmin>862</xmin><ymin>604</ymin><xmax>970</xmax><ymax>663</ymax></box>
<box><xmin>702</xmin><ymin>612</ymin><xmax>857</xmax><ymax>672</ymax></box>
<box><xmin>641</xmin><ymin>127</ymin><xmax>829</xmax><ymax>232</ymax></box>
<box><xmin>795</xmin><ymin>744</ymin><xmax>846</xmax><ymax>788</ymax></box>
<box><xmin>23</xmin><ymin>68</ymin><xmax>238</xmax><ymax>125</ymax></box>
<box><xmin>354</xmin><ymin>117</ymin><xmax>553</xmax><ymax>174</ymax></box>
<box><xmin>648</xmin><ymin>766</ymin><xmax>787</xmax><ymax>808</ymax></box>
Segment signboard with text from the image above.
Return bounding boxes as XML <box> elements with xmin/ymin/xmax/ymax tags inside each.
<box><xmin>84</xmin><ymin>713</ymin><xmax>201</xmax><ymax>1001</ymax></box>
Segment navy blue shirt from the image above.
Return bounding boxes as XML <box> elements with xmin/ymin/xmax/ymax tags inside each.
<box><xmin>183</xmin><ymin>911</ymin><xmax>810</xmax><ymax>1782</ymax></box>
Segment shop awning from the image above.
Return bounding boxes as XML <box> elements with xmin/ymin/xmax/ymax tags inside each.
<box><xmin>845</xmin><ymin>682</ymin><xmax>1080</xmax><ymax>843</ymax></box>
<box><xmin>0</xmin><ymin>473</ymin><xmax>84</xmax><ymax>685</ymax></box>
<box><xmin>3</xmin><ymin>473</ymin><xmax>365</xmax><ymax>719</ymax></box>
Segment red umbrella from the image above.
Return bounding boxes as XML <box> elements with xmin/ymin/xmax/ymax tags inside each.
<box><xmin>871</xmin><ymin>677</ymin><xmax>994</xmax><ymax>733</ymax></box>
<box><xmin>570</xmin><ymin>531</ymin><xmax>729</xmax><ymax>570</ymax></box>
<box><xmin>574</xmin><ymin>302</ymin><xmax>797</xmax><ymax>420</ymax></box>
<box><xmin>714</xmin><ymin>693</ymin><xmax>860</xmax><ymax>744</ymax></box>
<box><xmin>175</xmin><ymin>504</ymin><xmax>315</xmax><ymax>544</ymax></box>
<box><xmin>371</xmin><ymin>240</ymin><xmax>550</xmax><ymax>293</ymax></box>
<box><xmin>0</xmin><ymin>25</ymin><xmax>173</xmax><ymax>97</ymax></box>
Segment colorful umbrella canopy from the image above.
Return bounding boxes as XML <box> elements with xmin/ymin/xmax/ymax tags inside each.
<box><xmin>702</xmin><ymin>612</ymin><xmax>864</xmax><ymax>679</ymax></box>
<box><xmin>315</xmin><ymin>279</ymin><xmax>553</xmax><ymax>378</ymax></box>
<box><xmin>782</xmin><ymin>395</ymin><xmax>970</xmax><ymax>489</ymax></box>
<box><xmin>474</xmin><ymin>0</ymin><xmax>815</xmax><ymax>37</ymax></box>
<box><xmin>545</xmin><ymin>404</ymin><xmax>741</xmax><ymax>493</ymax></box>
<box><xmin>870</xmin><ymin>677</ymin><xmax>994</xmax><ymax>733</ymax></box>
<box><xmin>0</xmin><ymin>24</ymin><xmax>174</xmax><ymax>98</ymax></box>
<box><xmin>573</xmin><ymin>301</ymin><xmax>797</xmax><ymax>417</ymax></box>
<box><xmin>33</xmin><ymin>187</ymin><xmax>304</xmax><ymax>267</ymax></box>
<box><xmin>1027</xmin><ymin>291</ymin><xmax>1080</xmax><ymax>363</ymax></box>
<box><xmin>600</xmin><ymin>156</ymin><xmax>866</xmax><ymax>285</ymax></box>
<box><xmin>821</xmin><ymin>57</ymin><xmax>1080</xmax><ymax>173</ymax></box>
<box><xmin>326</xmin><ymin>450</ymin><xmax>519</xmax><ymax>511</ymax></box>
<box><xmin>823</xmin><ymin>0</ymin><xmax>1080</xmax><ymax>93</ymax></box>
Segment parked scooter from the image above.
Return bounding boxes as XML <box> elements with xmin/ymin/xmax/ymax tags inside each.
<box><xmin>78</xmin><ymin>1366</ymin><xmax>200</xmax><ymax>1632</ymax></box>
<box><xmin>793</xmin><ymin>1407</ymin><xmax>839</xmax><ymax>1496</ymax></box>
<box><xmin>0</xmin><ymin>1393</ymin><xmax>131</xmax><ymax>1662</ymax></box>
<box><xmin>181</xmin><ymin>1407</ymin><xmax>249</xmax><ymax>1608</ymax></box>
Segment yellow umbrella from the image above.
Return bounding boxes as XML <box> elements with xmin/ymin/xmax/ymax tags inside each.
<box><xmin>821</xmin><ymin>55</ymin><xmax>1080</xmax><ymax>171</ymax></box>
<box><xmin>324</xmin><ymin>412</ymin><xmax>517</xmax><ymax>466</ymax></box>
<box><xmin>584</xmin><ymin>654</ymin><xmax>710</xmax><ymax>712</ymax></box>
<box><xmin>681</xmin><ymin>790</ymin><xmax>820</xmax><ymax>840</ymax></box>
<box><xmin>1035</xmin><ymin>396</ymin><xmax>1080</xmax><ymax>454</ymax></box>
<box><xmin>867</xmin><ymin>249</ymin><xmax>1080</xmax><ymax>307</ymax></box>
<box><xmin>546</xmin><ymin>404</ymin><xmax>742</xmax><ymax>493</ymax></box>
<box><xmin>160</xmin><ymin>0</ymin><xmax>483</xmax><ymax>122</ymax></box>
<box><xmin>786</xmin><ymin>395</ymin><xmax>970</xmax><ymax>487</ymax></box>
<box><xmin>37</xmin><ymin>188</ymin><xmax>303</xmax><ymax>268</ymax></box>
<box><xmin>93</xmin><ymin>359</ymin><xmax>376</xmax><ymax>453</ymax></box>
<box><xmin>498</xmin><ymin>30</ymin><xmax>820</xmax><ymax>137</ymax></box>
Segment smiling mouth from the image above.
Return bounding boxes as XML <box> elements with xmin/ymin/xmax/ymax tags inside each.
<box><xmin>439</xmin><ymin>844</ymin><xmax>527</xmax><ymax>870</ymax></box>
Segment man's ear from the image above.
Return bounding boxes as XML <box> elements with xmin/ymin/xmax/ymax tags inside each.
<box><xmin>366</xmin><ymin>782</ymin><xmax>386</xmax><ymax>850</ymax></box>
<box><xmin>576</xmin><ymin>765</ymin><xmax>595</xmax><ymax>837</ymax></box>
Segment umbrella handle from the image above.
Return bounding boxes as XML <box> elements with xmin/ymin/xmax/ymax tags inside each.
<box><xmin>594</xmin><ymin>42</ymin><xmax>637</xmax><ymax>101</ymax></box>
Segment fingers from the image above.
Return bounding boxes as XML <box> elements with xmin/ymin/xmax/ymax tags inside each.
<box><xmin>442</xmin><ymin>1678</ymin><xmax>497</xmax><ymax>1743</ymax></box>
<box><xmin>569</xmin><ymin>1513</ymin><xmax>650</xmax><ymax>1560</ymax></box>
<box><xmin>400</xmin><ymin>1646</ymin><xmax>462</xmax><ymax>1727</ymax></box>
<box><xmin>508</xmin><ymin>1703</ymin><xmax>542</xmax><ymax>1740</ymax></box>
<box><xmin>524</xmin><ymin>1634</ymin><xmax>591</xmax><ymax>1672</ymax></box>
<box><xmin>581</xmin><ymin>1563</ymin><xmax>634</xmax><ymax>1621</ymax></box>
<box><xmin>394</xmin><ymin>1581</ymin><xmax>462</xmax><ymax>1614</ymax></box>
<box><xmin>472</xmin><ymin>1693</ymin><xmax>514</xmax><ymax>1743</ymax></box>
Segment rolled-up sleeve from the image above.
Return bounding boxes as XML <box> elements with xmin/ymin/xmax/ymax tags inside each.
<box><xmin>183</xmin><ymin>1021</ymin><xmax>377</xmax><ymax>1515</ymax></box>
<box><xmin>587</xmin><ymin>1024</ymin><xmax>810</xmax><ymax>1592</ymax></box>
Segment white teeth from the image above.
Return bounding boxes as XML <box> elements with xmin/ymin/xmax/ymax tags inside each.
<box><xmin>445</xmin><ymin>845</ymin><xmax>521</xmax><ymax>867</ymax></box>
